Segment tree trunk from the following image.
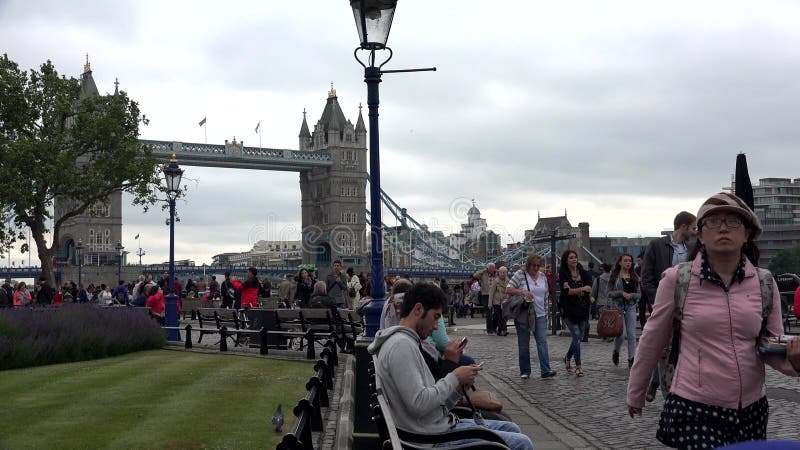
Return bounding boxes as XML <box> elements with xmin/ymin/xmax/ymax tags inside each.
<box><xmin>32</xmin><ymin>231</ymin><xmax>55</xmax><ymax>286</ymax></box>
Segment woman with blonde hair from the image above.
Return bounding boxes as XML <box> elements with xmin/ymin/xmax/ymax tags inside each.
<box><xmin>507</xmin><ymin>254</ymin><xmax>556</xmax><ymax>379</ymax></box>
<box><xmin>489</xmin><ymin>266</ymin><xmax>510</xmax><ymax>335</ymax></box>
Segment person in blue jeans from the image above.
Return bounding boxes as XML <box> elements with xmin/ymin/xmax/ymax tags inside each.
<box><xmin>559</xmin><ymin>250</ymin><xmax>592</xmax><ymax>377</ymax></box>
<box><xmin>607</xmin><ymin>253</ymin><xmax>641</xmax><ymax>368</ymax></box>
<box><xmin>368</xmin><ymin>282</ymin><xmax>533</xmax><ymax>450</ymax></box>
<box><xmin>507</xmin><ymin>255</ymin><xmax>557</xmax><ymax>379</ymax></box>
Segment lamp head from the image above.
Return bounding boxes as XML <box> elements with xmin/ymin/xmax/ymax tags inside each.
<box><xmin>163</xmin><ymin>153</ymin><xmax>184</xmax><ymax>195</ymax></box>
<box><xmin>350</xmin><ymin>0</ymin><xmax>396</xmax><ymax>50</ymax></box>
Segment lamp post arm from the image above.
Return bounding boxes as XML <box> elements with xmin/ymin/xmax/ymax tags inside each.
<box><xmin>381</xmin><ymin>67</ymin><xmax>437</xmax><ymax>74</ymax></box>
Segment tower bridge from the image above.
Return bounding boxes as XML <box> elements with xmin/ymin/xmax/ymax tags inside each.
<box><xmin>41</xmin><ymin>64</ymin><xmax>545</xmax><ymax>279</ymax></box>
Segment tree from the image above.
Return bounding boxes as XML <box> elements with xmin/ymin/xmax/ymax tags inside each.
<box><xmin>768</xmin><ymin>245</ymin><xmax>800</xmax><ymax>276</ymax></box>
<box><xmin>0</xmin><ymin>54</ymin><xmax>163</xmax><ymax>284</ymax></box>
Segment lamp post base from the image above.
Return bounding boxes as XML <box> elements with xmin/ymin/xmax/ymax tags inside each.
<box><xmin>165</xmin><ymin>292</ymin><xmax>180</xmax><ymax>341</ymax></box>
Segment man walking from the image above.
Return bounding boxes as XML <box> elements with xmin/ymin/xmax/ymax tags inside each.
<box><xmin>640</xmin><ymin>210</ymin><xmax>697</xmax><ymax>401</ymax></box>
<box><xmin>473</xmin><ymin>263</ymin><xmax>497</xmax><ymax>334</ymax></box>
<box><xmin>325</xmin><ymin>260</ymin><xmax>349</xmax><ymax>308</ymax></box>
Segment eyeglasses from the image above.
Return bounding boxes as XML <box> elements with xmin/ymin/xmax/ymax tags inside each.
<box><xmin>530</xmin><ymin>264</ymin><xmax>540</xmax><ymax>268</ymax></box>
<box><xmin>702</xmin><ymin>216</ymin><xmax>743</xmax><ymax>229</ymax></box>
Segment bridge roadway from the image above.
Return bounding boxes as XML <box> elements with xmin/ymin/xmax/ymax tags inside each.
<box><xmin>140</xmin><ymin>139</ymin><xmax>333</xmax><ymax>171</ymax></box>
<box><xmin>0</xmin><ymin>265</ymin><xmax>475</xmax><ymax>280</ymax></box>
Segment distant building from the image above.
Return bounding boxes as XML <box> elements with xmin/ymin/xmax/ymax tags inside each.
<box><xmin>743</xmin><ymin>177</ymin><xmax>800</xmax><ymax>266</ymax></box>
<box><xmin>162</xmin><ymin>259</ymin><xmax>195</xmax><ymax>266</ymax></box>
<box><xmin>212</xmin><ymin>253</ymin><xmax>239</xmax><ymax>266</ymax></box>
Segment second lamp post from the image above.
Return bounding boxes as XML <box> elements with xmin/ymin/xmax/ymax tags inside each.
<box><xmin>163</xmin><ymin>154</ymin><xmax>184</xmax><ymax>341</ymax></box>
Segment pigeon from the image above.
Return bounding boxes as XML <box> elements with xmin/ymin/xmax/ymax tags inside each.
<box><xmin>272</xmin><ymin>403</ymin><xmax>284</xmax><ymax>432</ymax></box>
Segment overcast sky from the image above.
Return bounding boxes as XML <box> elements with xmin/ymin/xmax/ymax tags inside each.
<box><xmin>2</xmin><ymin>0</ymin><xmax>799</xmax><ymax>266</ymax></box>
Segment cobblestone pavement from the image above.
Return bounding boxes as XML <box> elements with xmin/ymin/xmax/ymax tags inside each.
<box><xmin>455</xmin><ymin>319</ymin><xmax>800</xmax><ymax>449</ymax></box>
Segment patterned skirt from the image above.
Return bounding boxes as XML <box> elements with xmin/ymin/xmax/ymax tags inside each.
<box><xmin>657</xmin><ymin>394</ymin><xmax>768</xmax><ymax>449</ymax></box>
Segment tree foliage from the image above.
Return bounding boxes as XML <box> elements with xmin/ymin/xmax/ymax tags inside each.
<box><xmin>768</xmin><ymin>245</ymin><xmax>800</xmax><ymax>276</ymax></box>
<box><xmin>0</xmin><ymin>54</ymin><xmax>163</xmax><ymax>283</ymax></box>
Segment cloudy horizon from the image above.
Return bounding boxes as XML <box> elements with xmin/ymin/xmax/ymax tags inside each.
<box><xmin>2</xmin><ymin>0</ymin><xmax>799</xmax><ymax>267</ymax></box>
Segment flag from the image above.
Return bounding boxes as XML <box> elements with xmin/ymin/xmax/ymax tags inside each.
<box><xmin>198</xmin><ymin>117</ymin><xmax>206</xmax><ymax>127</ymax></box>
<box><xmin>134</xmin><ymin>234</ymin><xmax>139</xmax><ymax>240</ymax></box>
<box><xmin>255</xmin><ymin>121</ymin><xmax>260</xmax><ymax>134</ymax></box>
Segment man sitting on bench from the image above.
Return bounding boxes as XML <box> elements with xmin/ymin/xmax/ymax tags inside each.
<box><xmin>368</xmin><ymin>283</ymin><xmax>533</xmax><ymax>450</ymax></box>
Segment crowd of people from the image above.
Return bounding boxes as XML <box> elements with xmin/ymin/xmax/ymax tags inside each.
<box><xmin>4</xmin><ymin>192</ymin><xmax>800</xmax><ymax>448</ymax></box>
<box><xmin>366</xmin><ymin>192</ymin><xmax>800</xmax><ymax>450</ymax></box>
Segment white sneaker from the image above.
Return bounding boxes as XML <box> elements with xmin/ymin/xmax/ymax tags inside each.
<box><xmin>520</xmin><ymin>374</ymin><xmax>530</xmax><ymax>379</ymax></box>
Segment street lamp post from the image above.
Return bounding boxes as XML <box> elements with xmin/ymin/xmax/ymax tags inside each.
<box><xmin>350</xmin><ymin>0</ymin><xmax>435</xmax><ymax>337</ymax></box>
<box><xmin>75</xmin><ymin>239</ymin><xmax>84</xmax><ymax>287</ymax></box>
<box><xmin>163</xmin><ymin>154</ymin><xmax>184</xmax><ymax>341</ymax></box>
<box><xmin>115</xmin><ymin>242</ymin><xmax>124</xmax><ymax>283</ymax></box>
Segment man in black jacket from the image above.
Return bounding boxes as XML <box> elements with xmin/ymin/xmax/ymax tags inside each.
<box><xmin>640</xmin><ymin>210</ymin><xmax>696</xmax><ymax>401</ymax></box>
<box><xmin>36</xmin><ymin>276</ymin><xmax>54</xmax><ymax>305</ymax></box>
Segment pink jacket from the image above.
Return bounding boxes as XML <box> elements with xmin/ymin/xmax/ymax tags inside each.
<box><xmin>628</xmin><ymin>254</ymin><xmax>797</xmax><ymax>410</ymax></box>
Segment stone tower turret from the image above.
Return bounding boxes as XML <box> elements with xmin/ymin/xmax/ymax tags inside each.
<box><xmin>299</xmin><ymin>87</ymin><xmax>368</xmax><ymax>269</ymax></box>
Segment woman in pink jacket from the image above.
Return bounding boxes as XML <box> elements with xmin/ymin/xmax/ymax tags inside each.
<box><xmin>627</xmin><ymin>192</ymin><xmax>800</xmax><ymax>448</ymax></box>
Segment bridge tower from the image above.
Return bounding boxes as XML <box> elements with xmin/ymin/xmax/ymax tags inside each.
<box><xmin>53</xmin><ymin>59</ymin><xmax>123</xmax><ymax>268</ymax></box>
<box><xmin>299</xmin><ymin>85</ymin><xmax>367</xmax><ymax>269</ymax></box>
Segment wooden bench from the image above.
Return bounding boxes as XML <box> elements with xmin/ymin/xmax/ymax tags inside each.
<box><xmin>181</xmin><ymin>298</ymin><xmax>201</xmax><ymax>320</ymax></box>
<box><xmin>369</xmin><ymin>358</ymin><xmax>510</xmax><ymax>449</ymax></box>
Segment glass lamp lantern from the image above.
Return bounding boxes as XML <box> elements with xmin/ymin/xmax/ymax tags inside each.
<box><xmin>163</xmin><ymin>154</ymin><xmax>184</xmax><ymax>196</ymax></box>
<box><xmin>350</xmin><ymin>0</ymin><xmax>397</xmax><ymax>49</ymax></box>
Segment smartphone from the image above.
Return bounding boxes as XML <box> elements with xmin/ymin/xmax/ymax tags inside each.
<box><xmin>458</xmin><ymin>337</ymin><xmax>468</xmax><ymax>348</ymax></box>
<box><xmin>758</xmin><ymin>335</ymin><xmax>792</xmax><ymax>355</ymax></box>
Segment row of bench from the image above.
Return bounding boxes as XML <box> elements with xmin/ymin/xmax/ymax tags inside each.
<box><xmin>276</xmin><ymin>340</ymin><xmax>339</xmax><ymax>450</ymax></box>
<box><xmin>190</xmin><ymin>307</ymin><xmax>364</xmax><ymax>354</ymax></box>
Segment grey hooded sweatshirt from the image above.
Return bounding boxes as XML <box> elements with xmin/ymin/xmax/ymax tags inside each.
<box><xmin>367</xmin><ymin>325</ymin><xmax>462</xmax><ymax>433</ymax></box>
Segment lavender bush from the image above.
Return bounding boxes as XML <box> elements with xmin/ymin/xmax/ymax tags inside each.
<box><xmin>0</xmin><ymin>304</ymin><xmax>166</xmax><ymax>370</ymax></box>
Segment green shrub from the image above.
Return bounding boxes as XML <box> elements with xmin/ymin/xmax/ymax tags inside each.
<box><xmin>0</xmin><ymin>305</ymin><xmax>166</xmax><ymax>370</ymax></box>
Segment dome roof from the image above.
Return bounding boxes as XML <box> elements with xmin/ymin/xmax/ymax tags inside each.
<box><xmin>468</xmin><ymin>205</ymin><xmax>480</xmax><ymax>216</ymax></box>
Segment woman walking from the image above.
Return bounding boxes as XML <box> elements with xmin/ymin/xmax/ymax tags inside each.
<box><xmin>607</xmin><ymin>253</ymin><xmax>641</xmax><ymax>368</ymax></box>
<box><xmin>295</xmin><ymin>268</ymin><xmax>314</xmax><ymax>308</ymax></box>
<box><xmin>489</xmin><ymin>267</ymin><xmax>510</xmax><ymax>335</ymax></box>
<box><xmin>559</xmin><ymin>250</ymin><xmax>592</xmax><ymax>377</ymax></box>
<box><xmin>628</xmin><ymin>192</ymin><xmax>800</xmax><ymax>448</ymax></box>
<box><xmin>507</xmin><ymin>255</ymin><xmax>556</xmax><ymax>379</ymax></box>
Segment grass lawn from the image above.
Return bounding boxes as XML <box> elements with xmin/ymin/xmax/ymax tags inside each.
<box><xmin>0</xmin><ymin>350</ymin><xmax>313</xmax><ymax>449</ymax></box>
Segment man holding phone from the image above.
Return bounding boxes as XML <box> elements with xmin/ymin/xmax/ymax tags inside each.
<box><xmin>369</xmin><ymin>283</ymin><xmax>533</xmax><ymax>450</ymax></box>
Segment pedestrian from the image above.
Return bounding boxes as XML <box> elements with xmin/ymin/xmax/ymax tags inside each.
<box><xmin>607</xmin><ymin>254</ymin><xmax>641</xmax><ymax>368</ymax></box>
<box><xmin>232</xmin><ymin>267</ymin><xmax>259</xmax><ymax>310</ymax></box>
<box><xmin>295</xmin><ymin>268</ymin><xmax>314</xmax><ymax>308</ymax></box>
<box><xmin>277</xmin><ymin>274</ymin><xmax>293</xmax><ymax>308</ymax></box>
<box><xmin>35</xmin><ymin>276</ymin><xmax>54</xmax><ymax>306</ymax></box>
<box><xmin>221</xmin><ymin>272</ymin><xmax>235</xmax><ymax>309</ymax></box>
<box><xmin>346</xmin><ymin>267</ymin><xmax>362</xmax><ymax>309</ymax></box>
<box><xmin>146</xmin><ymin>284</ymin><xmax>166</xmax><ymax>325</ymax></box>
<box><xmin>559</xmin><ymin>250</ymin><xmax>592</xmax><ymax>377</ymax></box>
<box><xmin>98</xmin><ymin>284</ymin><xmax>113</xmax><ymax>305</ymax></box>
<box><xmin>488</xmin><ymin>268</ymin><xmax>509</xmax><ymax>335</ymax></box>
<box><xmin>13</xmin><ymin>281</ymin><xmax>31</xmax><ymax>307</ymax></box>
<box><xmin>640</xmin><ymin>211</ymin><xmax>697</xmax><ymax>401</ymax></box>
<box><xmin>507</xmin><ymin>254</ymin><xmax>556</xmax><ymax>379</ymax></box>
<box><xmin>473</xmin><ymin>263</ymin><xmax>497</xmax><ymax>334</ymax></box>
<box><xmin>590</xmin><ymin>263</ymin><xmax>612</xmax><ymax>316</ymax></box>
<box><xmin>628</xmin><ymin>192</ymin><xmax>800</xmax><ymax>448</ymax></box>
<box><xmin>111</xmin><ymin>280</ymin><xmax>129</xmax><ymax>305</ymax></box>
<box><xmin>368</xmin><ymin>282</ymin><xmax>533</xmax><ymax>450</ymax></box>
<box><xmin>309</xmin><ymin>280</ymin><xmax>335</xmax><ymax>308</ymax></box>
<box><xmin>450</xmin><ymin>284</ymin><xmax>464</xmax><ymax>322</ymax></box>
<box><xmin>325</xmin><ymin>260</ymin><xmax>349</xmax><ymax>307</ymax></box>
